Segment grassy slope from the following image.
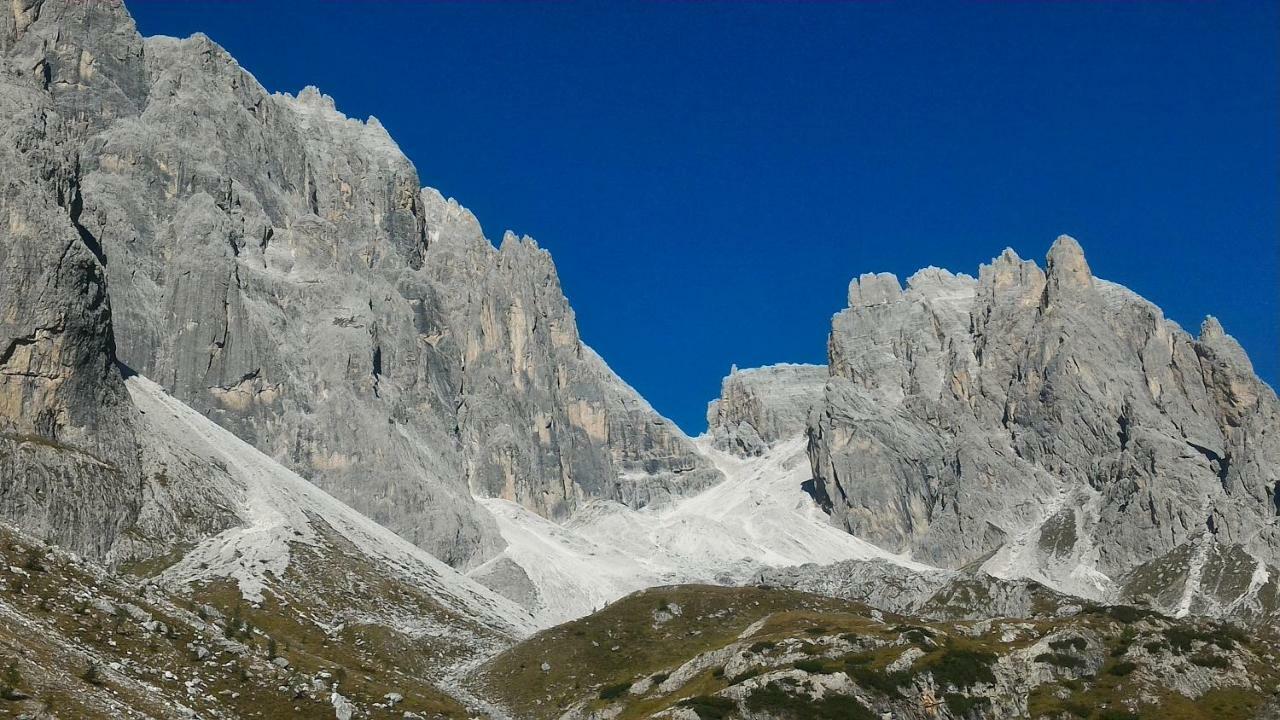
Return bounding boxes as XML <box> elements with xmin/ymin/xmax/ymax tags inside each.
<box><xmin>0</xmin><ymin>522</ymin><xmax>483</xmax><ymax>719</ymax></box>
<box><xmin>476</xmin><ymin>585</ymin><xmax>1280</xmax><ymax>720</ymax></box>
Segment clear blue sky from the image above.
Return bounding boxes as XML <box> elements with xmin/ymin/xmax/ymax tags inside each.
<box><xmin>129</xmin><ymin>0</ymin><xmax>1278</xmax><ymax>434</ymax></box>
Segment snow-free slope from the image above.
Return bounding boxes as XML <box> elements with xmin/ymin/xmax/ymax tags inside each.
<box><xmin>470</xmin><ymin>436</ymin><xmax>932</xmax><ymax>627</ymax></box>
<box><xmin>125</xmin><ymin>374</ymin><xmax>534</xmax><ymax>641</ymax></box>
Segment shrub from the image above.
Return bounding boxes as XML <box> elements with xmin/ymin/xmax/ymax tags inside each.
<box><xmin>1210</xmin><ymin>624</ymin><xmax>1248</xmax><ymax>649</ymax></box>
<box><xmin>1035</xmin><ymin>652</ymin><xmax>1085</xmax><ymax>669</ymax></box>
<box><xmin>0</xmin><ymin>659</ymin><xmax>22</xmax><ymax>700</ymax></box>
<box><xmin>944</xmin><ymin>693</ymin><xmax>990</xmax><ymax>716</ymax></box>
<box><xmin>746</xmin><ymin>682</ymin><xmax>876</xmax><ymax>720</ymax></box>
<box><xmin>794</xmin><ymin>659</ymin><xmax>831</xmax><ymax>674</ymax></box>
<box><xmin>1107</xmin><ymin>661</ymin><xmax>1138</xmax><ymax>677</ymax></box>
<box><xmin>598</xmin><ymin>682</ymin><xmax>630</xmax><ymax>700</ymax></box>
<box><xmin>919</xmin><ymin>646</ymin><xmax>997</xmax><ymax>689</ymax></box>
<box><xmin>1189</xmin><ymin>653</ymin><xmax>1230</xmax><ymax>669</ymax></box>
<box><xmin>1086</xmin><ymin>605</ymin><xmax>1154</xmax><ymax>624</ymax></box>
<box><xmin>679</xmin><ymin>695</ymin><xmax>737</xmax><ymax>720</ymax></box>
<box><xmin>21</xmin><ymin>549</ymin><xmax>45</xmax><ymax>573</ymax></box>
<box><xmin>1050</xmin><ymin>637</ymin><xmax>1087</xmax><ymax>652</ymax></box>
<box><xmin>894</xmin><ymin>624</ymin><xmax>937</xmax><ymax>645</ymax></box>
<box><xmin>847</xmin><ymin>664</ymin><xmax>913</xmax><ymax>696</ymax></box>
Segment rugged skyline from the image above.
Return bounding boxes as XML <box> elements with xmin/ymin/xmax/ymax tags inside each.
<box><xmin>124</xmin><ymin>1</ymin><xmax>1280</xmax><ymax>434</ymax></box>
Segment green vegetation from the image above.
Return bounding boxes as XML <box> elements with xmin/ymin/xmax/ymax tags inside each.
<box><xmin>846</xmin><ymin>662</ymin><xmax>913</xmax><ymax>696</ymax></box>
<box><xmin>915</xmin><ymin>644</ymin><xmax>997</xmax><ymax>689</ymax></box>
<box><xmin>1036</xmin><ymin>652</ymin><xmax>1085</xmax><ymax>669</ymax></box>
<box><xmin>745</xmin><ymin>682</ymin><xmax>876</xmax><ymax>720</ymax></box>
<box><xmin>793</xmin><ymin>658</ymin><xmax>830</xmax><ymax>673</ymax></box>
<box><xmin>1106</xmin><ymin>661</ymin><xmax>1137</xmax><ymax>677</ymax></box>
<box><xmin>599</xmin><ymin>682</ymin><xmax>631</xmax><ymax>700</ymax></box>
<box><xmin>0</xmin><ymin>659</ymin><xmax>23</xmax><ymax>700</ymax></box>
<box><xmin>1189</xmin><ymin>653</ymin><xmax>1230</xmax><ymax>669</ymax></box>
<box><xmin>944</xmin><ymin>692</ymin><xmax>991</xmax><ymax>716</ymax></box>
<box><xmin>678</xmin><ymin>695</ymin><xmax>736</xmax><ymax>720</ymax></box>
<box><xmin>1051</xmin><ymin>636</ymin><xmax>1088</xmax><ymax>652</ymax></box>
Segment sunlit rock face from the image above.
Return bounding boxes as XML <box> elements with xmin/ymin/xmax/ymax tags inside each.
<box><xmin>808</xmin><ymin>237</ymin><xmax>1280</xmax><ymax>613</ymax></box>
<box><xmin>707</xmin><ymin>364</ymin><xmax>827</xmax><ymax>457</ymax></box>
<box><xmin>0</xmin><ymin>0</ymin><xmax>720</xmax><ymax>569</ymax></box>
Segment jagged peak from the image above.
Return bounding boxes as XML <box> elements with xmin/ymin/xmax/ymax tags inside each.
<box><xmin>848</xmin><ymin>272</ymin><xmax>903</xmax><ymax>307</ymax></box>
<box><xmin>994</xmin><ymin>247</ymin><xmax>1024</xmax><ymax>266</ymax></box>
<box><xmin>292</xmin><ymin>84</ymin><xmax>337</xmax><ymax>111</ymax></box>
<box><xmin>1045</xmin><ymin>234</ymin><xmax>1093</xmax><ymax>291</ymax></box>
<box><xmin>905</xmin><ymin>267</ymin><xmax>977</xmax><ymax>301</ymax></box>
<box><xmin>1200</xmin><ymin>315</ymin><xmax>1227</xmax><ymax>341</ymax></box>
<box><xmin>1198</xmin><ymin>315</ymin><xmax>1255</xmax><ymax>374</ymax></box>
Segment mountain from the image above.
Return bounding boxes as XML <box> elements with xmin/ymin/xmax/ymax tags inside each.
<box><xmin>2</xmin><ymin>0</ymin><xmax>720</xmax><ymax>572</ymax></box>
<box><xmin>806</xmin><ymin>238</ymin><xmax>1280</xmax><ymax>619</ymax></box>
<box><xmin>2</xmin><ymin>1</ymin><xmax>1279</xmax><ymax>718</ymax></box>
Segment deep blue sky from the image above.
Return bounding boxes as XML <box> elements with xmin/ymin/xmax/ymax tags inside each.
<box><xmin>128</xmin><ymin>1</ymin><xmax>1278</xmax><ymax>434</ymax></box>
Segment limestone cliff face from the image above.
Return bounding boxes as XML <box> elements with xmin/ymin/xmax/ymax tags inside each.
<box><xmin>0</xmin><ymin>0</ymin><xmax>147</xmax><ymax>559</ymax></box>
<box><xmin>0</xmin><ymin>0</ymin><xmax>719</xmax><ymax>568</ymax></box>
<box><xmin>706</xmin><ymin>364</ymin><xmax>827</xmax><ymax>456</ymax></box>
<box><xmin>421</xmin><ymin>194</ymin><xmax>722</xmax><ymax>520</ymax></box>
<box><xmin>808</xmin><ymin>237</ymin><xmax>1280</xmax><ymax>603</ymax></box>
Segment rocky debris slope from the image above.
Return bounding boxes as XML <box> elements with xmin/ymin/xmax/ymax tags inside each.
<box><xmin>706</xmin><ymin>364</ymin><xmax>827</xmax><ymax>456</ymax></box>
<box><xmin>755</xmin><ymin>560</ymin><xmax>1081</xmax><ymax>622</ymax></box>
<box><xmin>477</xmin><ymin>584</ymin><xmax>1280</xmax><ymax>720</ymax></box>
<box><xmin>1</xmin><ymin>0</ymin><xmax>720</xmax><ymax>572</ymax></box>
<box><xmin>807</xmin><ymin>238</ymin><xmax>1280</xmax><ymax>617</ymax></box>
<box><xmin>468</xmin><ymin>435</ymin><xmax>922</xmax><ymax>627</ymax></box>
<box><xmin>125</xmin><ymin>373</ymin><xmax>532</xmax><ymax>640</ymax></box>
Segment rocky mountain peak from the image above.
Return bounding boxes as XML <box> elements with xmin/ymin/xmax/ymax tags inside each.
<box><xmin>1044</xmin><ymin>233</ymin><xmax>1094</xmax><ymax>301</ymax></box>
<box><xmin>847</xmin><ymin>271</ymin><xmax>903</xmax><ymax>307</ymax></box>
<box><xmin>810</xmin><ymin>236</ymin><xmax>1280</xmax><ymax>616</ymax></box>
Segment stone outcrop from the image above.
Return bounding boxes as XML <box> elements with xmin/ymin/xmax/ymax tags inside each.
<box><xmin>707</xmin><ymin>364</ymin><xmax>827</xmax><ymax>456</ymax></box>
<box><xmin>808</xmin><ymin>237</ymin><xmax>1280</xmax><ymax>606</ymax></box>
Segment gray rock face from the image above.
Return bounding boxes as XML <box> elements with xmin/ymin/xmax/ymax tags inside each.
<box><xmin>0</xmin><ymin>0</ymin><xmax>147</xmax><ymax>559</ymax></box>
<box><xmin>808</xmin><ymin>237</ymin><xmax>1280</xmax><ymax>609</ymax></box>
<box><xmin>755</xmin><ymin>560</ymin><xmax>1076</xmax><ymax>621</ymax></box>
<box><xmin>1</xmin><ymin>0</ymin><xmax>719</xmax><ymax>569</ymax></box>
<box><xmin>706</xmin><ymin>364</ymin><xmax>826</xmax><ymax>456</ymax></box>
